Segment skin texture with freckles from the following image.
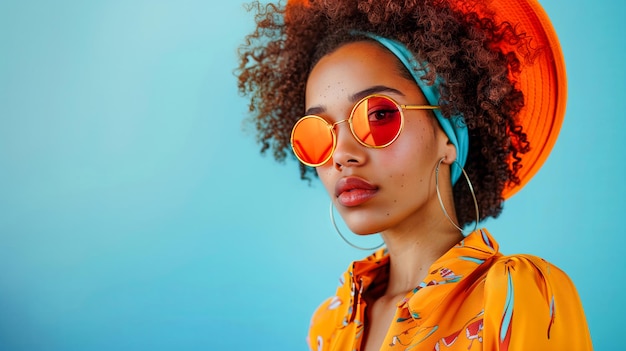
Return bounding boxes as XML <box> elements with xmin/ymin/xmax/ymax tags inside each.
<box><xmin>307</xmin><ymin>41</ymin><xmax>458</xmax><ymax>239</ymax></box>
<box><xmin>306</xmin><ymin>41</ymin><xmax>465</xmax><ymax>351</ymax></box>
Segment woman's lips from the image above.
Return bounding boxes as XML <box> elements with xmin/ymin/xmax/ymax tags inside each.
<box><xmin>335</xmin><ymin>177</ymin><xmax>378</xmax><ymax>207</ymax></box>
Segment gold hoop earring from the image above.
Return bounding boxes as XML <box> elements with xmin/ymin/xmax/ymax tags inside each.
<box><xmin>435</xmin><ymin>157</ymin><xmax>480</xmax><ymax>233</ymax></box>
<box><xmin>329</xmin><ymin>202</ymin><xmax>384</xmax><ymax>251</ymax></box>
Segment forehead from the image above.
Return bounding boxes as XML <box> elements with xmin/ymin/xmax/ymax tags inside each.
<box><xmin>305</xmin><ymin>41</ymin><xmax>422</xmax><ymax>107</ymax></box>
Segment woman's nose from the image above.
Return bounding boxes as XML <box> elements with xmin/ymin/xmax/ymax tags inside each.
<box><xmin>331</xmin><ymin>121</ymin><xmax>366</xmax><ymax>169</ymax></box>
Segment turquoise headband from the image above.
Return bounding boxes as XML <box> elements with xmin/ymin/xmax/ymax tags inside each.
<box><xmin>358</xmin><ymin>33</ymin><xmax>469</xmax><ymax>185</ymax></box>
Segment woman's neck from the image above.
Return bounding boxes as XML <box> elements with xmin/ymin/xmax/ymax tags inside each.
<box><xmin>380</xmin><ymin>219</ymin><xmax>463</xmax><ymax>297</ymax></box>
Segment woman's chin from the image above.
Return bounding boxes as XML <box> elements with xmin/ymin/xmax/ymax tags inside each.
<box><xmin>344</xmin><ymin>222</ymin><xmax>385</xmax><ymax>235</ymax></box>
<box><xmin>338</xmin><ymin>210</ymin><xmax>391</xmax><ymax>235</ymax></box>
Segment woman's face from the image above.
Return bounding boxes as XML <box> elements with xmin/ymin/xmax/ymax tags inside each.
<box><xmin>305</xmin><ymin>41</ymin><xmax>456</xmax><ymax>235</ymax></box>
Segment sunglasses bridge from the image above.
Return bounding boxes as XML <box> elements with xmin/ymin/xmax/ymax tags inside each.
<box><xmin>329</xmin><ymin>118</ymin><xmax>350</xmax><ymax>130</ymax></box>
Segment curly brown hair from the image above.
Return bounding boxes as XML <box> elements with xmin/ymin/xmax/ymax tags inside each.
<box><xmin>236</xmin><ymin>0</ymin><xmax>531</xmax><ymax>227</ymax></box>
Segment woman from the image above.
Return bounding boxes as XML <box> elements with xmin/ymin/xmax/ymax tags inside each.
<box><xmin>237</xmin><ymin>0</ymin><xmax>592</xmax><ymax>350</ymax></box>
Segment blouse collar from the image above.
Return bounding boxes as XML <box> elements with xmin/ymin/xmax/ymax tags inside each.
<box><xmin>333</xmin><ymin>229</ymin><xmax>500</xmax><ymax>328</ymax></box>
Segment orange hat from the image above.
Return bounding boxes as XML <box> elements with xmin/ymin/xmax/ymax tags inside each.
<box><xmin>287</xmin><ymin>0</ymin><xmax>566</xmax><ymax>199</ymax></box>
<box><xmin>454</xmin><ymin>0</ymin><xmax>567</xmax><ymax>199</ymax></box>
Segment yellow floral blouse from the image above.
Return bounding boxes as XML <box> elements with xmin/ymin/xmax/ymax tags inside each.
<box><xmin>307</xmin><ymin>229</ymin><xmax>592</xmax><ymax>350</ymax></box>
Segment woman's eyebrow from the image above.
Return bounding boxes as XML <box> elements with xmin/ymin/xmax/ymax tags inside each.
<box><xmin>350</xmin><ymin>85</ymin><xmax>405</xmax><ymax>102</ymax></box>
<box><xmin>304</xmin><ymin>85</ymin><xmax>405</xmax><ymax>115</ymax></box>
<box><xmin>304</xmin><ymin>105</ymin><xmax>325</xmax><ymax>116</ymax></box>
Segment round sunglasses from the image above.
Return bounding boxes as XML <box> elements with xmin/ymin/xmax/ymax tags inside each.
<box><xmin>290</xmin><ymin>94</ymin><xmax>439</xmax><ymax>167</ymax></box>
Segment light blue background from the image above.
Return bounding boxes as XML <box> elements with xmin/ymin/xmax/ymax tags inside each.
<box><xmin>0</xmin><ymin>1</ymin><xmax>623</xmax><ymax>350</ymax></box>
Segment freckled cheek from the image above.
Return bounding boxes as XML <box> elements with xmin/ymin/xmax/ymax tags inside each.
<box><xmin>381</xmin><ymin>126</ymin><xmax>436</xmax><ymax>188</ymax></box>
<box><xmin>382</xmin><ymin>133</ymin><xmax>434</xmax><ymax>169</ymax></box>
<box><xmin>388</xmin><ymin>172</ymin><xmax>409</xmax><ymax>199</ymax></box>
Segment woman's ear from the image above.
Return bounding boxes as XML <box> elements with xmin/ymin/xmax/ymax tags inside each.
<box><xmin>439</xmin><ymin>132</ymin><xmax>458</xmax><ymax>165</ymax></box>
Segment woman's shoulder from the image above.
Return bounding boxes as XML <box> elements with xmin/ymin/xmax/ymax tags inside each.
<box><xmin>481</xmin><ymin>253</ymin><xmax>593</xmax><ymax>350</ymax></box>
<box><xmin>483</xmin><ymin>253</ymin><xmax>580</xmax><ymax>307</ymax></box>
<box><xmin>306</xmin><ymin>250</ymin><xmax>389</xmax><ymax>351</ymax></box>
<box><xmin>485</xmin><ymin>253</ymin><xmax>568</xmax><ymax>284</ymax></box>
<box><xmin>306</xmin><ymin>269</ymin><xmax>354</xmax><ymax>351</ymax></box>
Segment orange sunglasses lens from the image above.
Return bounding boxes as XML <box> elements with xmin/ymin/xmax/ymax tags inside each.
<box><xmin>291</xmin><ymin>115</ymin><xmax>335</xmax><ymax>166</ymax></box>
<box><xmin>352</xmin><ymin>96</ymin><xmax>402</xmax><ymax>147</ymax></box>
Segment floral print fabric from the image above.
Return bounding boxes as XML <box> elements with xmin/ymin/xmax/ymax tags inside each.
<box><xmin>307</xmin><ymin>229</ymin><xmax>592</xmax><ymax>350</ymax></box>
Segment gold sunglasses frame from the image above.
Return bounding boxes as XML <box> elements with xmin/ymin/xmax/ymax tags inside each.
<box><xmin>290</xmin><ymin>94</ymin><xmax>439</xmax><ymax>167</ymax></box>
